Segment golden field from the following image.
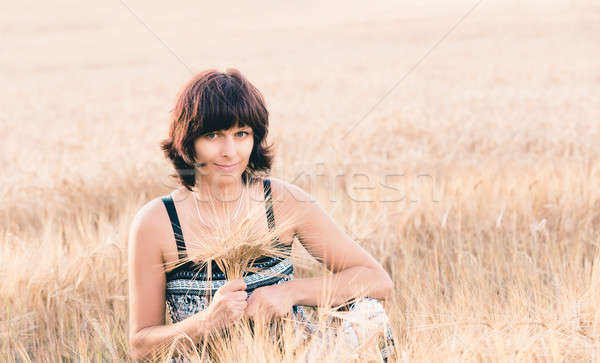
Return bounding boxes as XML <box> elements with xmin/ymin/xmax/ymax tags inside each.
<box><xmin>1</xmin><ymin>0</ymin><xmax>599</xmax><ymax>361</ymax></box>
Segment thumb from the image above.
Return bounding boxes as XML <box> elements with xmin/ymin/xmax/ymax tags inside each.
<box><xmin>221</xmin><ymin>278</ymin><xmax>247</xmax><ymax>292</ymax></box>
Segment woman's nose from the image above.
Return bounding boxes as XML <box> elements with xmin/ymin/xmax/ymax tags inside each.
<box><xmin>220</xmin><ymin>135</ymin><xmax>236</xmax><ymax>156</ymax></box>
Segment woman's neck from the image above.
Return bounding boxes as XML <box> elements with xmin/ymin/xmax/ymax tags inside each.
<box><xmin>192</xmin><ymin>176</ymin><xmax>244</xmax><ymax>205</ymax></box>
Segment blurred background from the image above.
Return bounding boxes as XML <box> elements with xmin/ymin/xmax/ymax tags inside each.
<box><xmin>1</xmin><ymin>0</ymin><xmax>599</xmax><ymax>361</ymax></box>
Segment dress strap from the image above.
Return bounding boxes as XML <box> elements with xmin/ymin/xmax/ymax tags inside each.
<box><xmin>262</xmin><ymin>178</ymin><xmax>282</xmax><ymax>245</ymax></box>
<box><xmin>160</xmin><ymin>195</ymin><xmax>187</xmax><ymax>260</ymax></box>
<box><xmin>262</xmin><ymin>178</ymin><xmax>276</xmax><ymax>231</ymax></box>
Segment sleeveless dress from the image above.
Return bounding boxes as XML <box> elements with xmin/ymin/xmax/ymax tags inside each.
<box><xmin>161</xmin><ymin>178</ymin><xmax>395</xmax><ymax>362</ymax></box>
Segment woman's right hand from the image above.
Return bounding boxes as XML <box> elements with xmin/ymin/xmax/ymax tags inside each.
<box><xmin>204</xmin><ymin>279</ymin><xmax>248</xmax><ymax>330</ymax></box>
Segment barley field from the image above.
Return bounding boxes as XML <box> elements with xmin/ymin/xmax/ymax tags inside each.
<box><xmin>1</xmin><ymin>0</ymin><xmax>599</xmax><ymax>361</ymax></box>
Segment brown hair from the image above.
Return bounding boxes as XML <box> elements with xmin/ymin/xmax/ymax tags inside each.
<box><xmin>160</xmin><ymin>68</ymin><xmax>274</xmax><ymax>190</ymax></box>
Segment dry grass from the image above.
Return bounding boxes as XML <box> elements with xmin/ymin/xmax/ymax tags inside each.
<box><xmin>1</xmin><ymin>0</ymin><xmax>600</xmax><ymax>361</ymax></box>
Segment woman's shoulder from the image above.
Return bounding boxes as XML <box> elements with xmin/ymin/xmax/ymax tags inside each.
<box><xmin>129</xmin><ymin>194</ymin><xmax>173</xmax><ymax>241</ymax></box>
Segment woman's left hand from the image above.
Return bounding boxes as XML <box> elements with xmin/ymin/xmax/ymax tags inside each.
<box><xmin>244</xmin><ymin>283</ymin><xmax>295</xmax><ymax>322</ymax></box>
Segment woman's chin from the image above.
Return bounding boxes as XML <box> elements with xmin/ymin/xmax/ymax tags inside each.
<box><xmin>213</xmin><ymin>171</ymin><xmax>241</xmax><ymax>180</ymax></box>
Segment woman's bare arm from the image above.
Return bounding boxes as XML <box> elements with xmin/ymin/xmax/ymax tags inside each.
<box><xmin>127</xmin><ymin>199</ymin><xmax>215</xmax><ymax>360</ymax></box>
<box><xmin>270</xmin><ymin>178</ymin><xmax>394</xmax><ymax>307</ymax></box>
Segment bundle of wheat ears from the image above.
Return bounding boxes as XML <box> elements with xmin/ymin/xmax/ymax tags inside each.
<box><xmin>162</xmin><ymin>180</ymin><xmax>304</xmax><ymax>281</ymax></box>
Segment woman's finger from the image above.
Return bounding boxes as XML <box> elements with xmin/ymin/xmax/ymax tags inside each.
<box><xmin>221</xmin><ymin>279</ymin><xmax>247</xmax><ymax>292</ymax></box>
<box><xmin>233</xmin><ymin>291</ymin><xmax>248</xmax><ymax>301</ymax></box>
<box><xmin>245</xmin><ymin>302</ymin><xmax>256</xmax><ymax>317</ymax></box>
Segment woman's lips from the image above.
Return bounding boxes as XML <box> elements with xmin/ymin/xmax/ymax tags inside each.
<box><xmin>214</xmin><ymin>162</ymin><xmax>239</xmax><ymax>171</ymax></box>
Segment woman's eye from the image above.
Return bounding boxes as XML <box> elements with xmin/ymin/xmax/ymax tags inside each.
<box><xmin>236</xmin><ymin>131</ymin><xmax>248</xmax><ymax>137</ymax></box>
<box><xmin>206</xmin><ymin>132</ymin><xmax>217</xmax><ymax>139</ymax></box>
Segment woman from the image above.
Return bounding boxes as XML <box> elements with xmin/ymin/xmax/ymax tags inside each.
<box><xmin>128</xmin><ymin>68</ymin><xmax>396</xmax><ymax>361</ymax></box>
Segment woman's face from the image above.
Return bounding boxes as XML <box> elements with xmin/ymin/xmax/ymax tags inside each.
<box><xmin>193</xmin><ymin>123</ymin><xmax>254</xmax><ymax>183</ymax></box>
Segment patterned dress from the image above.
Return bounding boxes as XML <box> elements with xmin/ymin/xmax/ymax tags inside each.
<box><xmin>161</xmin><ymin>178</ymin><xmax>395</xmax><ymax>362</ymax></box>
